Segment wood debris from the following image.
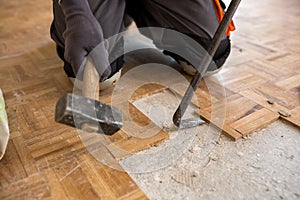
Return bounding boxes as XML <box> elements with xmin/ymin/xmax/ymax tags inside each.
<box><xmin>267</xmin><ymin>98</ymin><xmax>275</xmax><ymax>104</ymax></box>
<box><xmin>278</xmin><ymin>110</ymin><xmax>292</xmax><ymax>117</ymax></box>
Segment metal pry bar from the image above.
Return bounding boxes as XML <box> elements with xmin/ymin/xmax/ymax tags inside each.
<box><xmin>173</xmin><ymin>0</ymin><xmax>242</xmax><ymax>127</ymax></box>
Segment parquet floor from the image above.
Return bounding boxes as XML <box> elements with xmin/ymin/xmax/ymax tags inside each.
<box><xmin>0</xmin><ymin>0</ymin><xmax>299</xmax><ymax>199</ymax></box>
<box><xmin>0</xmin><ymin>1</ymin><xmax>154</xmax><ymax>199</ymax></box>
<box><xmin>210</xmin><ymin>0</ymin><xmax>300</xmax><ymax>139</ymax></box>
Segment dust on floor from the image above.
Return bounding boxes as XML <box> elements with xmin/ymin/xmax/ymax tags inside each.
<box><xmin>120</xmin><ymin>90</ymin><xmax>300</xmax><ymax>200</ymax></box>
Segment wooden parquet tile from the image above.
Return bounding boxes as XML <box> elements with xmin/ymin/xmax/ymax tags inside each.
<box><xmin>0</xmin><ymin>0</ymin><xmax>299</xmax><ymax>199</ymax></box>
<box><xmin>0</xmin><ymin>0</ymin><xmax>165</xmax><ymax>198</ymax></box>
<box><xmin>198</xmin><ymin>93</ymin><xmax>280</xmax><ymax>140</ymax></box>
<box><xmin>202</xmin><ymin>0</ymin><xmax>300</xmax><ymax>139</ymax></box>
<box><xmin>0</xmin><ymin>50</ymin><xmax>153</xmax><ymax>199</ymax></box>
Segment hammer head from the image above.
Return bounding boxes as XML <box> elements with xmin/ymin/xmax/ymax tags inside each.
<box><xmin>55</xmin><ymin>93</ymin><xmax>122</xmax><ymax>135</ymax></box>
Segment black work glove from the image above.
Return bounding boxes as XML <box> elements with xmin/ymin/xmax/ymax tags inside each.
<box><xmin>60</xmin><ymin>0</ymin><xmax>111</xmax><ymax>81</ymax></box>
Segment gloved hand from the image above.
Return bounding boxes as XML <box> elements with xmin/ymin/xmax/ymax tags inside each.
<box><xmin>60</xmin><ymin>0</ymin><xmax>111</xmax><ymax>81</ymax></box>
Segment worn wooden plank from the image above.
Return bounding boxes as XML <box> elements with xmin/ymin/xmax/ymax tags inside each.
<box><xmin>0</xmin><ymin>173</ymin><xmax>50</xmax><ymax>200</ymax></box>
<box><xmin>199</xmin><ymin>101</ymin><xmax>243</xmax><ymax>140</ymax></box>
<box><xmin>230</xmin><ymin>108</ymin><xmax>279</xmax><ymax>136</ymax></box>
<box><xmin>252</xmin><ymin>83</ymin><xmax>299</xmax><ymax>110</ymax></box>
<box><xmin>53</xmin><ymin>158</ymin><xmax>101</xmax><ymax>200</ymax></box>
<box><xmin>240</xmin><ymin>89</ymin><xmax>300</xmax><ymax>128</ymax></box>
<box><xmin>79</xmin><ymin>154</ymin><xmax>144</xmax><ymax>199</ymax></box>
<box><xmin>43</xmin><ymin>169</ymin><xmax>69</xmax><ymax>199</ymax></box>
<box><xmin>0</xmin><ymin>141</ymin><xmax>27</xmax><ymax>187</ymax></box>
<box><xmin>220</xmin><ymin>69</ymin><xmax>267</xmax><ymax>93</ymax></box>
<box><xmin>198</xmin><ymin>94</ymin><xmax>280</xmax><ymax>140</ymax></box>
<box><xmin>280</xmin><ymin>107</ymin><xmax>300</xmax><ymax>128</ymax></box>
<box><xmin>12</xmin><ymin>136</ymin><xmax>39</xmax><ymax>177</ymax></box>
<box><xmin>275</xmin><ymin>74</ymin><xmax>300</xmax><ymax>91</ymax></box>
<box><xmin>130</xmin><ymin>83</ymin><xmax>167</xmax><ymax>102</ymax></box>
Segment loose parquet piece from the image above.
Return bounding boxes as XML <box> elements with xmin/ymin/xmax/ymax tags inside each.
<box><xmin>198</xmin><ymin>94</ymin><xmax>272</xmax><ymax>140</ymax></box>
<box><xmin>230</xmin><ymin>108</ymin><xmax>279</xmax><ymax>136</ymax></box>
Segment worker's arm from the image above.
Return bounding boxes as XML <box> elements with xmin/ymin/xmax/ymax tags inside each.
<box><xmin>59</xmin><ymin>0</ymin><xmax>111</xmax><ymax>81</ymax></box>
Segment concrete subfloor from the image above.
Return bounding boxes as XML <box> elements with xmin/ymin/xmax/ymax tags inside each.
<box><xmin>121</xmin><ymin>114</ymin><xmax>299</xmax><ymax>199</ymax></box>
<box><xmin>120</xmin><ymin>89</ymin><xmax>300</xmax><ymax>200</ymax></box>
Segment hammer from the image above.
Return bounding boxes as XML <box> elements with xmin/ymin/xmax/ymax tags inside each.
<box><xmin>55</xmin><ymin>57</ymin><xmax>123</xmax><ymax>135</ymax></box>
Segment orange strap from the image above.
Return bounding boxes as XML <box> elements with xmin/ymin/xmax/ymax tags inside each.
<box><xmin>212</xmin><ymin>0</ymin><xmax>235</xmax><ymax>36</ymax></box>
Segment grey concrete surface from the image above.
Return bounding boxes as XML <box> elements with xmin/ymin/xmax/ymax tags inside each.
<box><xmin>120</xmin><ymin>92</ymin><xmax>300</xmax><ymax>200</ymax></box>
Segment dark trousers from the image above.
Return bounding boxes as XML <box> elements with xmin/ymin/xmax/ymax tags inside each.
<box><xmin>51</xmin><ymin>0</ymin><xmax>231</xmax><ymax>77</ymax></box>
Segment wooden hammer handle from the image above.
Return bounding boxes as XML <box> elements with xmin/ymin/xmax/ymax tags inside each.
<box><xmin>82</xmin><ymin>58</ymin><xmax>100</xmax><ymax>100</ymax></box>
<box><xmin>81</xmin><ymin>58</ymin><xmax>100</xmax><ymax>132</ymax></box>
